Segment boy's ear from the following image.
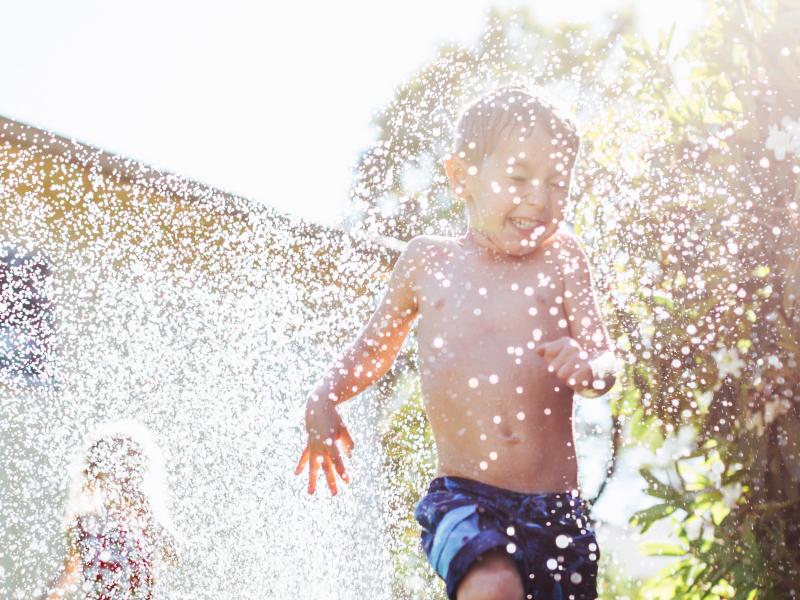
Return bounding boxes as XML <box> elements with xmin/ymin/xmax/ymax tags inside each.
<box><xmin>444</xmin><ymin>154</ymin><xmax>468</xmax><ymax>197</ymax></box>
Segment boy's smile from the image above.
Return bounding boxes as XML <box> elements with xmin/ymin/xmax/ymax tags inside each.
<box><xmin>449</xmin><ymin>123</ymin><xmax>575</xmax><ymax>258</ymax></box>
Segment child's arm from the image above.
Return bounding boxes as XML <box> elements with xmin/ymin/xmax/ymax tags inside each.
<box><xmin>151</xmin><ymin>520</ymin><xmax>180</xmax><ymax>566</ymax></box>
<box><xmin>295</xmin><ymin>236</ymin><xmax>423</xmax><ymax>495</ymax></box>
<box><xmin>42</xmin><ymin>549</ymin><xmax>80</xmax><ymax>600</ymax></box>
<box><xmin>535</xmin><ymin>234</ymin><xmax>617</xmax><ymax>397</ymax></box>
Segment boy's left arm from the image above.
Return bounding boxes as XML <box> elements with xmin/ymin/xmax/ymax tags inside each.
<box><xmin>536</xmin><ymin>234</ymin><xmax>617</xmax><ymax>397</ymax></box>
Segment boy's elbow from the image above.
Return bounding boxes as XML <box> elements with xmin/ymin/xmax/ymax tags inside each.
<box><xmin>353</xmin><ymin>336</ymin><xmax>402</xmax><ymax>384</ymax></box>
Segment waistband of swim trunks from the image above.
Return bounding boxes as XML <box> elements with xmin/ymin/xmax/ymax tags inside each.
<box><xmin>428</xmin><ymin>476</ymin><xmax>589</xmax><ymax>516</ymax></box>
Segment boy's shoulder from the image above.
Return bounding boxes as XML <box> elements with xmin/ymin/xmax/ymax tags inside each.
<box><xmin>405</xmin><ymin>233</ymin><xmax>454</xmax><ymax>248</ymax></box>
<box><xmin>402</xmin><ymin>230</ymin><xmax>588</xmax><ymax>265</ymax></box>
<box><xmin>401</xmin><ymin>234</ymin><xmax>454</xmax><ymax>261</ymax></box>
<box><xmin>538</xmin><ymin>229</ymin><xmax>592</xmax><ymax>284</ymax></box>
<box><xmin>546</xmin><ymin>227</ymin><xmax>589</xmax><ymax>260</ymax></box>
<box><xmin>546</xmin><ymin>228</ymin><xmax>595</xmax><ymax>288</ymax></box>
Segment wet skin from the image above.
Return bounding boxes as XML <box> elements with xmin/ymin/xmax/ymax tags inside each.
<box><xmin>415</xmin><ymin>234</ymin><xmax>585</xmax><ymax>492</ymax></box>
<box><xmin>296</xmin><ymin>123</ymin><xmax>614</xmax><ymax>495</ymax></box>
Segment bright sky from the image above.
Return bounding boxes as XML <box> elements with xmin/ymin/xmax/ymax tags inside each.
<box><xmin>2</xmin><ymin>1</ymin><xmax>704</xmax><ymax>227</ymax></box>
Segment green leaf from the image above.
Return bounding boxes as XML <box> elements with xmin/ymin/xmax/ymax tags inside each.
<box><xmin>630</xmin><ymin>502</ymin><xmax>678</xmax><ymax>533</ymax></box>
<box><xmin>641</xmin><ymin>541</ymin><xmax>688</xmax><ymax>556</ymax></box>
<box><xmin>640</xmin><ymin>467</ymin><xmax>683</xmax><ymax>503</ymax></box>
<box><xmin>652</xmin><ymin>289</ymin><xmax>675</xmax><ymax>310</ymax></box>
<box><xmin>710</xmin><ymin>500</ymin><xmax>731</xmax><ymax>525</ymax></box>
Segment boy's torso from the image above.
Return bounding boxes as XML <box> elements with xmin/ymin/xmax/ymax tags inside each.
<box><xmin>412</xmin><ymin>233</ymin><xmax>579</xmax><ymax>494</ymax></box>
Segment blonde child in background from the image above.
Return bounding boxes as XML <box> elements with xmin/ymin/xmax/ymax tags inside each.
<box><xmin>44</xmin><ymin>421</ymin><xmax>178</xmax><ymax>600</ymax></box>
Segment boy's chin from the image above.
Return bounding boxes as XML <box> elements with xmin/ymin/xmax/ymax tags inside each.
<box><xmin>469</xmin><ymin>227</ymin><xmax>553</xmax><ymax>256</ymax></box>
<box><xmin>505</xmin><ymin>241</ymin><xmax>543</xmax><ymax>256</ymax></box>
<box><xmin>506</xmin><ymin>231</ymin><xmax>554</xmax><ymax>255</ymax></box>
<box><xmin>479</xmin><ymin>236</ymin><xmax>545</xmax><ymax>257</ymax></box>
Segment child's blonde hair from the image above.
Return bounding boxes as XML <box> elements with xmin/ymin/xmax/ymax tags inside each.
<box><xmin>452</xmin><ymin>86</ymin><xmax>580</xmax><ymax>167</ymax></box>
<box><xmin>67</xmin><ymin>419</ymin><xmax>173</xmax><ymax>530</ymax></box>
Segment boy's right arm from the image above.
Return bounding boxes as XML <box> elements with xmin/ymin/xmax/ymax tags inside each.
<box><xmin>295</xmin><ymin>236</ymin><xmax>424</xmax><ymax>495</ymax></box>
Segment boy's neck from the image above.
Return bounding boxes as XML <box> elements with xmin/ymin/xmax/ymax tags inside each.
<box><xmin>460</xmin><ymin>228</ymin><xmax>523</xmax><ymax>262</ymax></box>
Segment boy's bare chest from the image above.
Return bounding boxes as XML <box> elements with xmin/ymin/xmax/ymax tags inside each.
<box><xmin>415</xmin><ymin>251</ymin><xmax>564</xmax><ymax>342</ymax></box>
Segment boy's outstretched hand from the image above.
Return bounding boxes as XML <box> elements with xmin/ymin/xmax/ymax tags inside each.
<box><xmin>534</xmin><ymin>336</ymin><xmax>594</xmax><ymax>392</ymax></box>
<box><xmin>295</xmin><ymin>397</ymin><xmax>355</xmax><ymax>496</ymax></box>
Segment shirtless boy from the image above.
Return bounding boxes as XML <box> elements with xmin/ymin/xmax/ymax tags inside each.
<box><xmin>295</xmin><ymin>87</ymin><xmax>616</xmax><ymax>600</ymax></box>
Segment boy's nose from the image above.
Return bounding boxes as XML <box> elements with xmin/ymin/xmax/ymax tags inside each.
<box><xmin>520</xmin><ymin>185</ymin><xmax>548</xmax><ymax>207</ymax></box>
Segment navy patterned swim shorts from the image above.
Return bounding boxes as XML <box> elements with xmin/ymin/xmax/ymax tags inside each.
<box><xmin>414</xmin><ymin>476</ymin><xmax>599</xmax><ymax>600</ymax></box>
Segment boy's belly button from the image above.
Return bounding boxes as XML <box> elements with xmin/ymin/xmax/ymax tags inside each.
<box><xmin>497</xmin><ymin>423</ymin><xmax>521</xmax><ymax>442</ymax></box>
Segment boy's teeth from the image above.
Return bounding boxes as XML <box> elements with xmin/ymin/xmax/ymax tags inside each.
<box><xmin>511</xmin><ymin>218</ymin><xmax>540</xmax><ymax>228</ymax></box>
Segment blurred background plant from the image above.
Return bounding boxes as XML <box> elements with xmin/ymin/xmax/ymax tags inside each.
<box><xmin>356</xmin><ymin>1</ymin><xmax>800</xmax><ymax>597</ymax></box>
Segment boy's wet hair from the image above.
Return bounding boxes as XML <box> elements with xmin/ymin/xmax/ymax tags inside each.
<box><xmin>452</xmin><ymin>86</ymin><xmax>579</xmax><ymax>167</ymax></box>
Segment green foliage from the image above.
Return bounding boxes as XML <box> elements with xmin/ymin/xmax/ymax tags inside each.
<box><xmin>379</xmin><ymin>374</ymin><xmax>446</xmax><ymax>600</ymax></box>
<box><xmin>588</xmin><ymin>1</ymin><xmax>800</xmax><ymax>596</ymax></box>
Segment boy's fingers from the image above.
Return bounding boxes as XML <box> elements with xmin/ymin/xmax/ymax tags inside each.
<box><xmin>328</xmin><ymin>443</ymin><xmax>350</xmax><ymax>484</ymax></box>
<box><xmin>340</xmin><ymin>427</ymin><xmax>355</xmax><ymax>457</ymax></box>
<box><xmin>294</xmin><ymin>446</ymin><xmax>309</xmax><ymax>475</ymax></box>
<box><xmin>323</xmin><ymin>455</ymin><xmax>338</xmax><ymax>496</ymax></box>
<box><xmin>551</xmin><ymin>346</ymin><xmax>578</xmax><ymax>371</ymax></box>
<box><xmin>328</xmin><ymin>443</ymin><xmax>344</xmax><ymax>473</ymax></box>
<box><xmin>558</xmin><ymin>361</ymin><xmax>580</xmax><ymax>380</ymax></box>
<box><xmin>536</xmin><ymin>340</ymin><xmax>561</xmax><ymax>360</ymax></box>
<box><xmin>550</xmin><ymin>345</ymin><xmax>573</xmax><ymax>372</ymax></box>
<box><xmin>308</xmin><ymin>453</ymin><xmax>320</xmax><ymax>495</ymax></box>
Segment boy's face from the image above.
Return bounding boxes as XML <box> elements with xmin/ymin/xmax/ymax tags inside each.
<box><xmin>449</xmin><ymin>124</ymin><xmax>575</xmax><ymax>257</ymax></box>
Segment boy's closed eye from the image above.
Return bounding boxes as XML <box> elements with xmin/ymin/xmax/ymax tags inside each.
<box><xmin>508</xmin><ymin>177</ymin><xmax>565</xmax><ymax>190</ymax></box>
